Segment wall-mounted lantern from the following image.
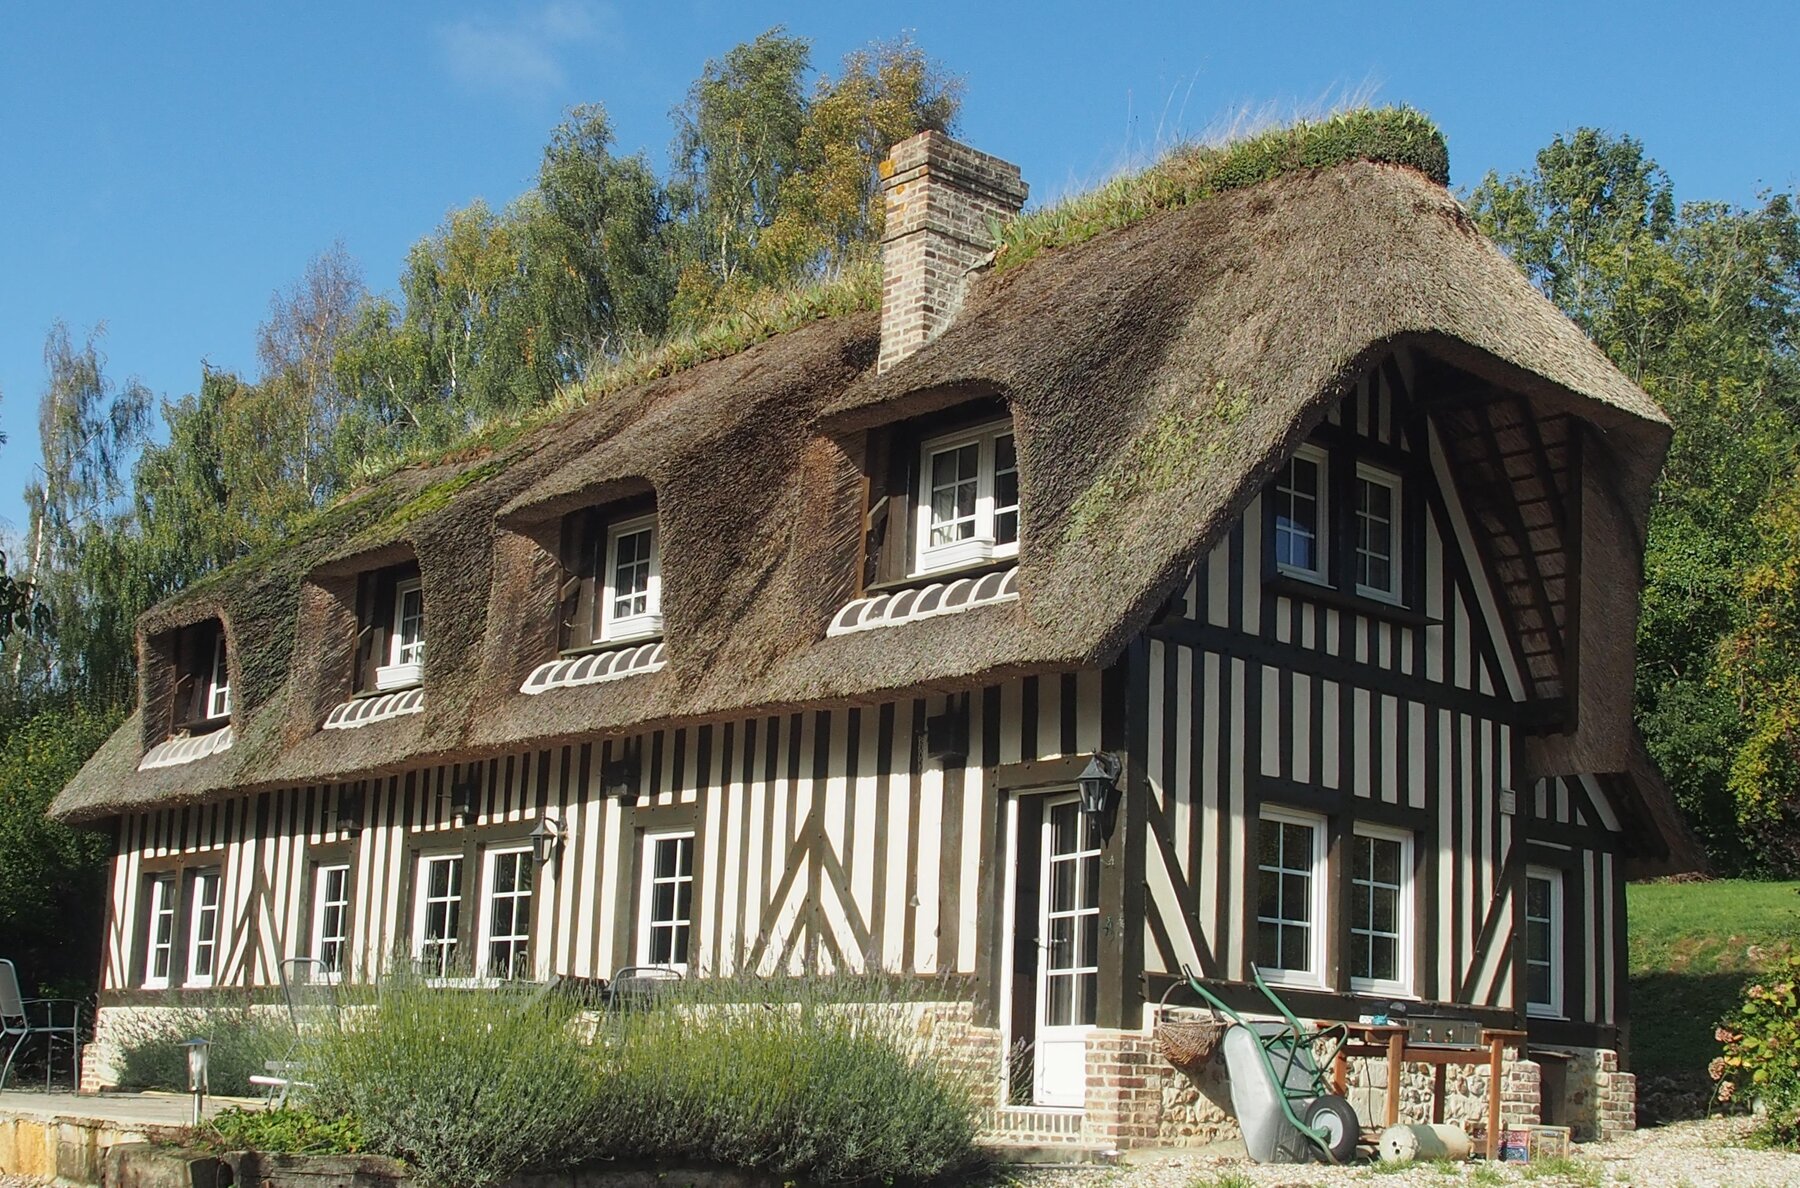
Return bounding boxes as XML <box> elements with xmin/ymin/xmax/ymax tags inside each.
<box><xmin>602</xmin><ymin>753</ymin><xmax>641</xmax><ymax>806</ymax></box>
<box><xmin>335</xmin><ymin>785</ymin><xmax>364</xmax><ymax>838</ymax></box>
<box><xmin>449</xmin><ymin>771</ymin><xmax>479</xmax><ymax>822</ymax></box>
<box><xmin>1077</xmin><ymin>752</ymin><xmax>1122</xmax><ymax>835</ymax></box>
<box><xmin>530</xmin><ymin>814</ymin><xmax>565</xmax><ymax>866</ymax></box>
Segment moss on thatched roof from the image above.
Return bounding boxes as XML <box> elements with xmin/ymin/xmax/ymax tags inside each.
<box><xmin>52</xmin><ymin>128</ymin><xmax>1685</xmax><ymax>871</ymax></box>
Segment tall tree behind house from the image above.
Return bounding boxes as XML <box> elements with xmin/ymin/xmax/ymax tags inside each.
<box><xmin>1472</xmin><ymin>130</ymin><xmax>1800</xmax><ymax>873</ymax></box>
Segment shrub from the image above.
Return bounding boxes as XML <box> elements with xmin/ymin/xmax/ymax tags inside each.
<box><xmin>113</xmin><ymin>998</ymin><xmax>291</xmax><ymax>1097</ymax></box>
<box><xmin>1714</xmin><ymin>955</ymin><xmax>1800</xmax><ymax>1142</ymax></box>
<box><xmin>203</xmin><ymin>1105</ymin><xmax>364</xmax><ymax>1155</ymax></box>
<box><xmin>300</xmin><ymin>969</ymin><xmax>982</xmax><ymax>1188</ymax></box>
<box><xmin>589</xmin><ymin>974</ymin><xmax>983</xmax><ymax>1183</ymax></box>
<box><xmin>306</xmin><ymin>968</ymin><xmax>600</xmax><ymax>1188</ymax></box>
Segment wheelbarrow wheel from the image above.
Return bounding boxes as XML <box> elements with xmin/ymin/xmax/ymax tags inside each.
<box><xmin>1304</xmin><ymin>1094</ymin><xmax>1360</xmax><ymax>1163</ymax></box>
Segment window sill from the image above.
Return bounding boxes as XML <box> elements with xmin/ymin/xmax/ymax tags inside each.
<box><xmin>869</xmin><ymin>556</ymin><xmax>1016</xmax><ymax>596</ymax></box>
<box><xmin>1525</xmin><ymin>1006</ymin><xmax>1566</xmax><ymax>1021</ymax></box>
<box><xmin>374</xmin><ymin>661</ymin><xmax>423</xmax><ymax>692</ymax></box>
<box><xmin>594</xmin><ymin>613</ymin><xmax>663</xmax><ymax>646</ymax></box>
<box><xmin>1264</xmin><ymin>574</ymin><xmax>1437</xmax><ymax>629</ymax></box>
<box><xmin>1350</xmin><ymin>982</ymin><xmax>1417</xmax><ymax>1001</ymax></box>
<box><xmin>1258</xmin><ymin>969</ymin><xmax>1327</xmax><ymax>991</ymax></box>
<box><xmin>171</xmin><ymin>716</ymin><xmax>232</xmax><ymax>737</ymax></box>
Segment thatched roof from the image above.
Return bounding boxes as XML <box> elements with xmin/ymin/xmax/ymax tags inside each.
<box><xmin>51</xmin><ymin>159</ymin><xmax>1693</xmax><ymax>870</ymax></box>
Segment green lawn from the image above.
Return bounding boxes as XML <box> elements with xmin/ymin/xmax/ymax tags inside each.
<box><xmin>1628</xmin><ymin>879</ymin><xmax>1800</xmax><ymax>1116</ymax></box>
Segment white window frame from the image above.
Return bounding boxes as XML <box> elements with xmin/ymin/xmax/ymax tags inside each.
<box><xmin>478</xmin><ymin>845</ymin><xmax>534</xmax><ymax>982</ymax></box>
<box><xmin>412</xmin><ymin>853</ymin><xmax>463</xmax><ymax>978</ymax></box>
<box><xmin>599</xmin><ymin>514</ymin><xmax>663</xmax><ymax>643</ymax></box>
<box><xmin>375</xmin><ymin>578</ymin><xmax>424</xmax><ymax>691</ymax></box>
<box><xmin>143</xmin><ymin>875</ymin><xmax>177</xmax><ymax>990</ymax></box>
<box><xmin>311</xmin><ymin>863</ymin><xmax>351</xmax><ymax>980</ymax></box>
<box><xmin>1255</xmin><ymin>806</ymin><xmax>1328</xmax><ymax>988</ymax></box>
<box><xmin>1273</xmin><ymin>444</ymin><xmax>1329</xmax><ymax>584</ymax></box>
<box><xmin>205</xmin><ymin>633</ymin><xmax>231</xmax><ymax>720</ymax></box>
<box><xmin>1349</xmin><ymin>824</ymin><xmax>1413</xmax><ymax>997</ymax></box>
<box><xmin>1524</xmin><ymin>866</ymin><xmax>1565</xmax><ymax>1019</ymax></box>
<box><xmin>913</xmin><ymin>420</ymin><xmax>1020</xmax><ymax>577</ymax></box>
<box><xmin>183</xmin><ymin>870</ymin><xmax>221</xmax><ymax>989</ymax></box>
<box><xmin>1353</xmin><ymin>462</ymin><xmax>1404</xmax><ymax>604</ymax></box>
<box><xmin>637</xmin><ymin>830</ymin><xmax>695</xmax><ymax>974</ymax></box>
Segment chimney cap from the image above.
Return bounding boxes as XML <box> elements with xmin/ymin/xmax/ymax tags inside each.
<box><xmin>879</xmin><ymin>130</ymin><xmax>1028</xmax><ymax>208</ymax></box>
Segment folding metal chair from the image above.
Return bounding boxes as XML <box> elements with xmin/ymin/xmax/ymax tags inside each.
<box><xmin>0</xmin><ymin>959</ymin><xmax>83</xmax><ymax>1092</ymax></box>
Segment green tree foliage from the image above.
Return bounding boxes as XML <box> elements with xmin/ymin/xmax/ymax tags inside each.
<box><xmin>1471</xmin><ymin>132</ymin><xmax>1800</xmax><ymax>872</ymax></box>
<box><xmin>12</xmin><ymin>323</ymin><xmax>151</xmax><ymax>703</ymax></box>
<box><xmin>0</xmin><ymin>699</ymin><xmax>120</xmax><ymax>996</ymax></box>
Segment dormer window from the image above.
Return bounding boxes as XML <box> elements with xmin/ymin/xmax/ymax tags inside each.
<box><xmin>915</xmin><ymin>421</ymin><xmax>1019</xmax><ymax>576</ymax></box>
<box><xmin>559</xmin><ymin>499</ymin><xmax>663</xmax><ymax>652</ymax></box>
<box><xmin>354</xmin><ymin>563</ymin><xmax>424</xmax><ymax>694</ymax></box>
<box><xmin>602</xmin><ymin>515</ymin><xmax>661</xmax><ymax>643</ymax></box>
<box><xmin>166</xmin><ymin>619</ymin><xmax>231</xmax><ymax>734</ymax></box>
<box><xmin>205</xmin><ymin>633</ymin><xmax>231</xmax><ymax>720</ymax></box>
<box><xmin>1266</xmin><ymin>440</ymin><xmax>1412</xmax><ymax>611</ymax></box>
<box><xmin>379</xmin><ymin>578</ymin><xmax>425</xmax><ymax>689</ymax></box>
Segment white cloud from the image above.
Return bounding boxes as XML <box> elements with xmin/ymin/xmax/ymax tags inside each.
<box><xmin>435</xmin><ymin>2</ymin><xmax>611</xmax><ymax>100</ymax></box>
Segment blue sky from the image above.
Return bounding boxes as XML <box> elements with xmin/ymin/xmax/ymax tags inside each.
<box><xmin>2</xmin><ymin>1</ymin><xmax>1795</xmax><ymax>538</ymax></box>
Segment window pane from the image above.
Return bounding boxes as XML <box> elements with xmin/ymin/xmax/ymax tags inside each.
<box><xmin>1257</xmin><ymin>920</ymin><xmax>1281</xmax><ymax>969</ymax></box>
<box><xmin>1044</xmin><ymin>972</ymin><xmax>1072</xmax><ymax>1027</ymax></box>
<box><xmin>1281</xmin><ymin>923</ymin><xmax>1310</xmax><ymax>972</ymax></box>
<box><xmin>1371</xmin><ymin>935</ymin><xmax>1397</xmax><ymax>982</ymax></box>
<box><xmin>1282</xmin><ymin>873</ymin><xmax>1311</xmax><ymax>922</ymax></box>
<box><xmin>994</xmin><ymin>434</ymin><xmax>1019</xmax><ymax>546</ymax></box>
<box><xmin>928</xmin><ymin>444</ymin><xmax>980</xmax><ymax>546</ymax></box>
<box><xmin>1275</xmin><ymin>455</ymin><xmax>1320</xmax><ymax>573</ymax></box>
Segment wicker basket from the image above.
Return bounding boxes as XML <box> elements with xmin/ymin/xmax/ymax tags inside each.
<box><xmin>1156</xmin><ymin>1016</ymin><xmax>1225</xmax><ymax>1069</ymax></box>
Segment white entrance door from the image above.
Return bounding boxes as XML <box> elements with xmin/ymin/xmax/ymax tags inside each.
<box><xmin>1034</xmin><ymin>795</ymin><xmax>1101</xmax><ymax>1107</ymax></box>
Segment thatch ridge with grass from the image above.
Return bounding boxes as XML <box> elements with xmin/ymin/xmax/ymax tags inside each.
<box><xmin>52</xmin><ymin>109</ymin><xmax>1686</xmax><ymax>876</ymax></box>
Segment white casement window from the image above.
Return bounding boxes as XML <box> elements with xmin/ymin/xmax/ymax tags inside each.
<box><xmin>205</xmin><ymin>633</ymin><xmax>231</xmax><ymax>720</ymax></box>
<box><xmin>1350</xmin><ymin>825</ymin><xmax>1413</xmax><ymax>996</ymax></box>
<box><xmin>1525</xmin><ymin>867</ymin><xmax>1565</xmax><ymax>1018</ymax></box>
<box><xmin>1354</xmin><ymin>464</ymin><xmax>1403</xmax><ymax>603</ymax></box>
<box><xmin>375</xmin><ymin>578</ymin><xmax>425</xmax><ymax>691</ymax></box>
<box><xmin>480</xmin><ymin>846</ymin><xmax>534</xmax><ymax>981</ymax></box>
<box><xmin>600</xmin><ymin>515</ymin><xmax>662</xmax><ymax>643</ymax></box>
<box><xmin>413</xmin><ymin>854</ymin><xmax>463</xmax><ymax>977</ymax></box>
<box><xmin>1274</xmin><ymin>444</ymin><xmax>1328</xmax><ymax>583</ymax></box>
<box><xmin>143</xmin><ymin>875</ymin><xmax>177</xmax><ymax>990</ymax></box>
<box><xmin>914</xmin><ymin>422</ymin><xmax>1020</xmax><ymax>576</ymax></box>
<box><xmin>638</xmin><ymin>831</ymin><xmax>695</xmax><ymax>972</ymax></box>
<box><xmin>312</xmin><ymin>864</ymin><xmax>351</xmax><ymax>977</ymax></box>
<box><xmin>1255</xmin><ymin>807</ymin><xmax>1327</xmax><ymax>986</ymax></box>
<box><xmin>184</xmin><ymin>870</ymin><xmax>221</xmax><ymax>988</ymax></box>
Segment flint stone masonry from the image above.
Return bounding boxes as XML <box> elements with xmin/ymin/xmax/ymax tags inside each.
<box><xmin>878</xmin><ymin>129</ymin><xmax>1027</xmax><ymax>373</ymax></box>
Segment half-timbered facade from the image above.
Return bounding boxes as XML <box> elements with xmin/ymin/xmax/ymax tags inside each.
<box><xmin>54</xmin><ymin>128</ymin><xmax>1696</xmax><ymax>1146</ymax></box>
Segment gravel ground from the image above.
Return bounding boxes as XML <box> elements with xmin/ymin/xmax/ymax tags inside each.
<box><xmin>1010</xmin><ymin>1118</ymin><xmax>1800</xmax><ymax>1187</ymax></box>
<box><xmin>0</xmin><ymin>1176</ymin><xmax>45</xmax><ymax>1188</ymax></box>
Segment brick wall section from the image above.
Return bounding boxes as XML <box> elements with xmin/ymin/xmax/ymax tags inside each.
<box><xmin>877</xmin><ymin>130</ymin><xmax>1027</xmax><ymax>373</ymax></box>
<box><xmin>1557</xmin><ymin>1047</ymin><xmax>1638</xmax><ymax>1141</ymax></box>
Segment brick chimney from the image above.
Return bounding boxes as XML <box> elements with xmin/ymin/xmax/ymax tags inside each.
<box><xmin>878</xmin><ymin>131</ymin><xmax>1027</xmax><ymax>373</ymax></box>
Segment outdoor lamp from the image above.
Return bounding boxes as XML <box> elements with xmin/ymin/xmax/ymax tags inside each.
<box><xmin>449</xmin><ymin>772</ymin><xmax>479</xmax><ymax>821</ymax></box>
<box><xmin>178</xmin><ymin>1036</ymin><xmax>210</xmax><ymax>1125</ymax></box>
<box><xmin>336</xmin><ymin>786</ymin><xmax>364</xmax><ymax>837</ymax></box>
<box><xmin>530</xmin><ymin>814</ymin><xmax>564</xmax><ymax>865</ymax></box>
<box><xmin>1077</xmin><ymin>752</ymin><xmax>1122</xmax><ymax>828</ymax></box>
<box><xmin>602</xmin><ymin>755</ymin><xmax>641</xmax><ymax>806</ymax></box>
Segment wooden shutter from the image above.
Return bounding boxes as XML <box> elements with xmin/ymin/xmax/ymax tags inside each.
<box><xmin>355</xmin><ymin>572</ymin><xmax>383</xmax><ymax>692</ymax></box>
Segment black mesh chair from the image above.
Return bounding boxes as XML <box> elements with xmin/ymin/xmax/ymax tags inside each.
<box><xmin>0</xmin><ymin>959</ymin><xmax>83</xmax><ymax>1092</ymax></box>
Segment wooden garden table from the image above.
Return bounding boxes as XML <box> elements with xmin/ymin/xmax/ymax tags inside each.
<box><xmin>1324</xmin><ymin>1023</ymin><xmax>1530</xmax><ymax>1160</ymax></box>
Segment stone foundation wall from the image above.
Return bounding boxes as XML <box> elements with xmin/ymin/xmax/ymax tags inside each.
<box><xmin>1552</xmin><ymin>1047</ymin><xmax>1637</xmax><ymax>1141</ymax></box>
<box><xmin>1341</xmin><ymin>1049</ymin><xmax>1541</xmax><ymax>1131</ymax></box>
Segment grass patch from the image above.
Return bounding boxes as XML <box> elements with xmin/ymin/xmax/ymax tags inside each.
<box><xmin>1627</xmin><ymin>879</ymin><xmax>1800</xmax><ymax>1104</ymax></box>
<box><xmin>1189</xmin><ymin>1174</ymin><xmax>1255</xmax><ymax>1188</ymax></box>
<box><xmin>1520</xmin><ymin>1154</ymin><xmax>1602</xmax><ymax>1186</ymax></box>
<box><xmin>994</xmin><ymin>106</ymin><xmax>1447</xmax><ymax>275</ymax></box>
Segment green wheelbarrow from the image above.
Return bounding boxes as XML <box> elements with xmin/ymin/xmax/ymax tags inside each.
<box><xmin>1169</xmin><ymin>964</ymin><xmax>1361</xmax><ymax>1163</ymax></box>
